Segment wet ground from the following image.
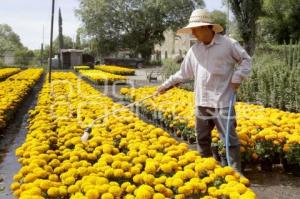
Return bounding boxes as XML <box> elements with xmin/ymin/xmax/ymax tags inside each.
<box><xmin>0</xmin><ymin>69</ymin><xmax>299</xmax><ymax>199</ymax></box>
<box><xmin>246</xmin><ymin>167</ymin><xmax>300</xmax><ymax>199</ymax></box>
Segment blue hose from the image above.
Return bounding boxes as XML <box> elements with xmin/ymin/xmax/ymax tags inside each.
<box><xmin>225</xmin><ymin>94</ymin><xmax>236</xmax><ymax>167</ymax></box>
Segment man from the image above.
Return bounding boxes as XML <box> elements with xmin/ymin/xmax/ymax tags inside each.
<box><xmin>156</xmin><ymin>9</ymin><xmax>251</xmax><ymax>173</ymax></box>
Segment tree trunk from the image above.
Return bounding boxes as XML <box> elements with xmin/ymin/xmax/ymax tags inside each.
<box><xmin>229</xmin><ymin>0</ymin><xmax>262</xmax><ymax>57</ymax></box>
<box><xmin>139</xmin><ymin>46</ymin><xmax>153</xmax><ymax>64</ymax></box>
<box><xmin>140</xmin><ymin>50</ymin><xmax>152</xmax><ymax>64</ymax></box>
<box><xmin>243</xmin><ymin>32</ymin><xmax>256</xmax><ymax>56</ymax></box>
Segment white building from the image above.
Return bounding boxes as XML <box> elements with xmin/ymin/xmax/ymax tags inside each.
<box><xmin>60</xmin><ymin>49</ymin><xmax>84</xmax><ymax>69</ymax></box>
<box><xmin>0</xmin><ymin>51</ymin><xmax>15</xmax><ymax>65</ymax></box>
<box><xmin>153</xmin><ymin>29</ymin><xmax>197</xmax><ymax>61</ymax></box>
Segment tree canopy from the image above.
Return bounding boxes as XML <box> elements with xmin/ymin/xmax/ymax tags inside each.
<box><xmin>258</xmin><ymin>0</ymin><xmax>300</xmax><ymax>44</ymax></box>
<box><xmin>228</xmin><ymin>0</ymin><xmax>263</xmax><ymax>56</ymax></box>
<box><xmin>210</xmin><ymin>10</ymin><xmax>227</xmax><ymax>34</ymax></box>
<box><xmin>0</xmin><ymin>24</ymin><xmax>36</xmax><ymax>66</ymax></box>
<box><xmin>0</xmin><ymin>24</ymin><xmax>23</xmax><ymax>56</ymax></box>
<box><xmin>76</xmin><ymin>0</ymin><xmax>204</xmax><ymax>61</ymax></box>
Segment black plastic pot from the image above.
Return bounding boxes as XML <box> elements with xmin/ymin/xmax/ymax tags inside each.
<box><xmin>220</xmin><ymin>155</ymin><xmax>228</xmax><ymax>167</ymax></box>
<box><xmin>212</xmin><ymin>146</ymin><xmax>221</xmax><ymax>162</ymax></box>
<box><xmin>182</xmin><ymin>134</ymin><xmax>188</xmax><ymax>141</ymax></box>
<box><xmin>272</xmin><ymin>152</ymin><xmax>281</xmax><ymax>164</ymax></box>
<box><xmin>241</xmin><ymin>161</ymin><xmax>246</xmax><ymax>172</ymax></box>
<box><xmin>188</xmin><ymin>136</ymin><xmax>196</xmax><ymax>144</ymax></box>
<box><xmin>282</xmin><ymin>158</ymin><xmax>300</xmax><ymax>176</ymax></box>
<box><xmin>260</xmin><ymin>159</ymin><xmax>273</xmax><ymax>171</ymax></box>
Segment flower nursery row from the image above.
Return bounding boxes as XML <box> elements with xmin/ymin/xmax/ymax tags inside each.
<box><xmin>0</xmin><ymin>68</ymin><xmax>43</xmax><ymax>129</ymax></box>
<box><xmin>11</xmin><ymin>72</ymin><xmax>255</xmax><ymax>199</ymax></box>
<box><xmin>95</xmin><ymin>65</ymin><xmax>135</xmax><ymax>76</ymax></box>
<box><xmin>0</xmin><ymin>67</ymin><xmax>21</xmax><ymax>80</ymax></box>
<box><xmin>120</xmin><ymin>86</ymin><xmax>300</xmax><ymax>172</ymax></box>
<box><xmin>74</xmin><ymin>66</ymin><xmax>90</xmax><ymax>72</ymax></box>
<box><xmin>79</xmin><ymin>69</ymin><xmax>127</xmax><ymax>85</ymax></box>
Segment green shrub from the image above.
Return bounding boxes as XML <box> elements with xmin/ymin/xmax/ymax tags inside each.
<box><xmin>238</xmin><ymin>43</ymin><xmax>300</xmax><ymax>112</ymax></box>
<box><xmin>161</xmin><ymin>58</ymin><xmax>194</xmax><ymax>90</ymax></box>
<box><xmin>161</xmin><ymin>58</ymin><xmax>181</xmax><ymax>79</ymax></box>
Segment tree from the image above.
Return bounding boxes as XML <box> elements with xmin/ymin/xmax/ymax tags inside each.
<box><xmin>0</xmin><ymin>24</ymin><xmax>23</xmax><ymax>56</ymax></box>
<box><xmin>228</xmin><ymin>0</ymin><xmax>263</xmax><ymax>56</ymax></box>
<box><xmin>76</xmin><ymin>0</ymin><xmax>204</xmax><ymax>62</ymax></box>
<box><xmin>0</xmin><ymin>24</ymin><xmax>36</xmax><ymax>66</ymax></box>
<box><xmin>14</xmin><ymin>48</ymin><xmax>34</xmax><ymax>65</ymax></box>
<box><xmin>258</xmin><ymin>0</ymin><xmax>300</xmax><ymax>44</ymax></box>
<box><xmin>210</xmin><ymin>10</ymin><xmax>227</xmax><ymax>34</ymax></box>
<box><xmin>58</xmin><ymin>8</ymin><xmax>64</xmax><ymax>68</ymax></box>
<box><xmin>75</xmin><ymin>31</ymin><xmax>81</xmax><ymax>49</ymax></box>
<box><xmin>44</xmin><ymin>35</ymin><xmax>74</xmax><ymax>58</ymax></box>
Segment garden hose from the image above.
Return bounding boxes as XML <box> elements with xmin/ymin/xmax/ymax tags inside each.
<box><xmin>81</xmin><ymin>94</ymin><xmax>156</xmax><ymax>142</ymax></box>
<box><xmin>225</xmin><ymin>93</ymin><xmax>236</xmax><ymax>167</ymax></box>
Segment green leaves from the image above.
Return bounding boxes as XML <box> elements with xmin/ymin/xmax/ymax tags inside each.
<box><xmin>0</xmin><ymin>24</ymin><xmax>23</xmax><ymax>56</ymax></box>
<box><xmin>238</xmin><ymin>44</ymin><xmax>300</xmax><ymax>112</ymax></box>
<box><xmin>228</xmin><ymin>0</ymin><xmax>263</xmax><ymax>55</ymax></box>
<box><xmin>259</xmin><ymin>0</ymin><xmax>300</xmax><ymax>44</ymax></box>
<box><xmin>76</xmin><ymin>0</ymin><xmax>204</xmax><ymax>61</ymax></box>
<box><xmin>285</xmin><ymin>144</ymin><xmax>300</xmax><ymax>166</ymax></box>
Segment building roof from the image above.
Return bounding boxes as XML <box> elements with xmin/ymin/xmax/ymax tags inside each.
<box><xmin>61</xmin><ymin>49</ymin><xmax>84</xmax><ymax>53</ymax></box>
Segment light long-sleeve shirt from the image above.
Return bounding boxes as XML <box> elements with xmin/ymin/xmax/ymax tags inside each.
<box><xmin>160</xmin><ymin>33</ymin><xmax>252</xmax><ymax>108</ymax></box>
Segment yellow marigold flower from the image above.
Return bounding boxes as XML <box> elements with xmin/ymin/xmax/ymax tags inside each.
<box><xmin>135</xmin><ymin>185</ymin><xmax>154</xmax><ymax>199</ymax></box>
<box><xmin>229</xmin><ymin>191</ymin><xmax>240</xmax><ymax>199</ymax></box>
<box><xmin>239</xmin><ymin>177</ymin><xmax>250</xmax><ymax>186</ymax></box>
<box><xmin>113</xmin><ymin>169</ymin><xmax>124</xmax><ymax>178</ymax></box>
<box><xmin>172</xmin><ymin>178</ymin><xmax>184</xmax><ymax>188</ymax></box>
<box><xmin>235</xmin><ymin>183</ymin><xmax>247</xmax><ymax>194</ymax></box>
<box><xmin>126</xmin><ymin>185</ymin><xmax>136</xmax><ymax>193</ymax></box>
<box><xmin>155</xmin><ymin>184</ymin><xmax>166</xmax><ymax>192</ymax></box>
<box><xmin>174</xmin><ymin>194</ymin><xmax>185</xmax><ymax>199</ymax></box>
<box><xmin>47</xmin><ymin>187</ymin><xmax>60</xmax><ymax>197</ymax></box>
<box><xmin>10</xmin><ymin>182</ymin><xmax>20</xmax><ymax>191</ymax></box>
<box><xmin>160</xmin><ymin>163</ymin><xmax>172</xmax><ymax>173</ymax></box>
<box><xmin>101</xmin><ymin>193</ymin><xmax>114</xmax><ymax>199</ymax></box>
<box><xmin>153</xmin><ymin>193</ymin><xmax>166</xmax><ymax>199</ymax></box>
<box><xmin>109</xmin><ymin>185</ymin><xmax>122</xmax><ymax>197</ymax></box>
<box><xmin>68</xmin><ymin>184</ymin><xmax>79</xmax><ymax>194</ymax></box>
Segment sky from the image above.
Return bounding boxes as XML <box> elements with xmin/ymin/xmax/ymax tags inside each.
<box><xmin>204</xmin><ymin>0</ymin><xmax>224</xmax><ymax>11</ymax></box>
<box><xmin>0</xmin><ymin>0</ymin><xmax>224</xmax><ymax>50</ymax></box>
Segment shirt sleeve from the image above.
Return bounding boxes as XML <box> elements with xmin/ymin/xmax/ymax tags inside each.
<box><xmin>231</xmin><ymin>41</ymin><xmax>252</xmax><ymax>84</ymax></box>
<box><xmin>160</xmin><ymin>50</ymin><xmax>194</xmax><ymax>90</ymax></box>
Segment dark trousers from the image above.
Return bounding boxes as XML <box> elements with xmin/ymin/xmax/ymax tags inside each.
<box><xmin>195</xmin><ymin>106</ymin><xmax>241</xmax><ymax>172</ymax></box>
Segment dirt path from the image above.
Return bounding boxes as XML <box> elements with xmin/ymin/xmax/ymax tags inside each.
<box><xmin>0</xmin><ymin>76</ymin><xmax>44</xmax><ymax>199</ymax></box>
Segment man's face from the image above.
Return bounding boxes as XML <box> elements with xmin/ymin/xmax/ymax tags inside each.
<box><xmin>192</xmin><ymin>26</ymin><xmax>214</xmax><ymax>42</ymax></box>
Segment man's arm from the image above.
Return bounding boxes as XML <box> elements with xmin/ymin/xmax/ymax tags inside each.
<box><xmin>157</xmin><ymin>50</ymin><xmax>194</xmax><ymax>94</ymax></box>
<box><xmin>230</xmin><ymin>41</ymin><xmax>252</xmax><ymax>91</ymax></box>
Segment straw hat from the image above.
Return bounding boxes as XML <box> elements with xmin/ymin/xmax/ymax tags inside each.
<box><xmin>177</xmin><ymin>9</ymin><xmax>224</xmax><ymax>34</ymax></box>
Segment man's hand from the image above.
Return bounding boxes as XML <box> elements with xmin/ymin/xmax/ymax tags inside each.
<box><xmin>231</xmin><ymin>83</ymin><xmax>241</xmax><ymax>91</ymax></box>
<box><xmin>155</xmin><ymin>86</ymin><xmax>167</xmax><ymax>96</ymax></box>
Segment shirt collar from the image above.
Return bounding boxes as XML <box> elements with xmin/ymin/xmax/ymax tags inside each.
<box><xmin>198</xmin><ymin>33</ymin><xmax>221</xmax><ymax>46</ymax></box>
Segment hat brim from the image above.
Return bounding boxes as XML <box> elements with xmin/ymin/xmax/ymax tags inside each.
<box><xmin>177</xmin><ymin>22</ymin><xmax>224</xmax><ymax>34</ymax></box>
